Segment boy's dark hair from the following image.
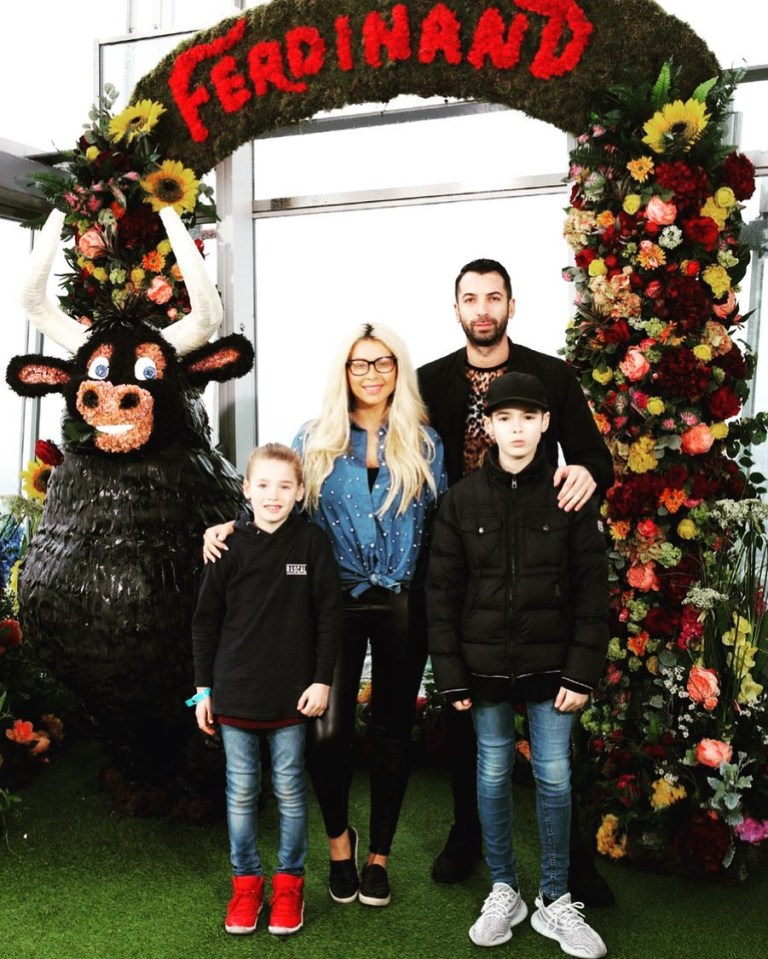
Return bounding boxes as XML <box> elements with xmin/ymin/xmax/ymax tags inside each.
<box><xmin>246</xmin><ymin>443</ymin><xmax>303</xmax><ymax>484</ymax></box>
<box><xmin>454</xmin><ymin>258</ymin><xmax>513</xmax><ymax>300</ymax></box>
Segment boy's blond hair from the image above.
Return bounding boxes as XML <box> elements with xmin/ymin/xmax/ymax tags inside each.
<box><xmin>246</xmin><ymin>443</ymin><xmax>303</xmax><ymax>484</ymax></box>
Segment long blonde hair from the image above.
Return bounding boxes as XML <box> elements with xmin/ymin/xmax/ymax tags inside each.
<box><xmin>301</xmin><ymin>323</ymin><xmax>438</xmax><ymax>516</ymax></box>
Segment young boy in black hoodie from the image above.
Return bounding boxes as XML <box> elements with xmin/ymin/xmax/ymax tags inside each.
<box><xmin>191</xmin><ymin>443</ymin><xmax>341</xmax><ymax>939</ymax></box>
<box><xmin>427</xmin><ymin>373</ymin><xmax>609</xmax><ymax>957</ymax></box>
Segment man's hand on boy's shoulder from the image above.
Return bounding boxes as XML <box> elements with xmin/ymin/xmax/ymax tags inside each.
<box><xmin>553</xmin><ymin>464</ymin><xmax>596</xmax><ymax>512</ymax></box>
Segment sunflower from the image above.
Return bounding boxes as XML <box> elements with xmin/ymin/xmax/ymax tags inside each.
<box><xmin>108</xmin><ymin>99</ymin><xmax>167</xmax><ymax>144</ymax></box>
<box><xmin>20</xmin><ymin>459</ymin><xmax>52</xmax><ymax>501</ymax></box>
<box><xmin>641</xmin><ymin>98</ymin><xmax>709</xmax><ymax>154</ymax></box>
<box><xmin>141</xmin><ymin>160</ymin><xmax>199</xmax><ymax>215</ymax></box>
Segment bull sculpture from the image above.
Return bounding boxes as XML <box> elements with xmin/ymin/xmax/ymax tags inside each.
<box><xmin>6</xmin><ymin>207</ymin><xmax>252</xmax><ymax>806</ymax></box>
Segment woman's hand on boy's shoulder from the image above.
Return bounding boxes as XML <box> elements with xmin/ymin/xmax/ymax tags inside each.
<box><xmin>203</xmin><ymin>520</ymin><xmax>236</xmax><ymax>563</ymax></box>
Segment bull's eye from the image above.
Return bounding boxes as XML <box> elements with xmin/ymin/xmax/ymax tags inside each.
<box><xmin>87</xmin><ymin>356</ymin><xmax>110</xmax><ymax>380</ymax></box>
<box><xmin>134</xmin><ymin>358</ymin><xmax>158</xmax><ymax>381</ymax></box>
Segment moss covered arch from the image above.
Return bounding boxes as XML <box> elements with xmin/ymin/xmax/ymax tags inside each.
<box><xmin>133</xmin><ymin>0</ymin><xmax>718</xmax><ymax>176</ymax></box>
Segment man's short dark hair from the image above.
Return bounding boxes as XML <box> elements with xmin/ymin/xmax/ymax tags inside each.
<box><xmin>455</xmin><ymin>258</ymin><xmax>513</xmax><ymax>301</ymax></box>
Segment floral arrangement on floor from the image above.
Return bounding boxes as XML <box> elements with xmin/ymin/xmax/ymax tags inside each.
<box><xmin>562</xmin><ymin>62</ymin><xmax>768</xmax><ymax>879</ymax></box>
<box><xmin>1</xmin><ymin>441</ymin><xmax>74</xmax><ymax>830</ymax></box>
<box><xmin>30</xmin><ymin>83</ymin><xmax>215</xmax><ymax>343</ymax></box>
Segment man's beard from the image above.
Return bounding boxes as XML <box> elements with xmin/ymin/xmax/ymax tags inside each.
<box><xmin>460</xmin><ymin>316</ymin><xmax>508</xmax><ymax>348</ymax></box>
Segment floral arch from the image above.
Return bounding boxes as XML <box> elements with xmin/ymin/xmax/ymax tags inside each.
<box><xmin>6</xmin><ymin>0</ymin><xmax>767</xmax><ymax>877</ymax></box>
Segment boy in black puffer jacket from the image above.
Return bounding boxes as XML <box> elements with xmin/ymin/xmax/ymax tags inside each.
<box><xmin>427</xmin><ymin>372</ymin><xmax>609</xmax><ymax>958</ymax></box>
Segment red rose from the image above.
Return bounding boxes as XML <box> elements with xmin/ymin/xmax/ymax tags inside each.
<box><xmin>34</xmin><ymin>439</ymin><xmax>64</xmax><ymax>466</ymax></box>
<box><xmin>682</xmin><ymin>217</ymin><xmax>720</xmax><ymax>251</ymax></box>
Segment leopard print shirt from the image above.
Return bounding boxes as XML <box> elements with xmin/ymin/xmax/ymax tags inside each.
<box><xmin>462</xmin><ymin>362</ymin><xmax>508</xmax><ymax>477</ymax></box>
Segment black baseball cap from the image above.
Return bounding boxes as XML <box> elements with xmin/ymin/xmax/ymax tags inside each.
<box><xmin>484</xmin><ymin>372</ymin><xmax>549</xmax><ymax>414</ymax></box>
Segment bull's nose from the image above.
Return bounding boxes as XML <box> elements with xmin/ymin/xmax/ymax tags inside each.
<box><xmin>120</xmin><ymin>392</ymin><xmax>140</xmax><ymax>410</ymax></box>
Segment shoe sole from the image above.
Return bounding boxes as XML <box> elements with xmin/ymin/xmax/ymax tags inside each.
<box><xmin>358</xmin><ymin>892</ymin><xmax>391</xmax><ymax>907</ymax></box>
<box><xmin>530</xmin><ymin>910</ymin><xmax>606</xmax><ymax>959</ymax></box>
<box><xmin>269</xmin><ymin>905</ymin><xmax>304</xmax><ymax>936</ymax></box>
<box><xmin>329</xmin><ymin>887</ymin><xmax>358</xmax><ymax>904</ymax></box>
<box><xmin>468</xmin><ymin>899</ymin><xmax>528</xmax><ymax>947</ymax></box>
<box><xmin>225</xmin><ymin>905</ymin><xmax>261</xmax><ymax>934</ymax></box>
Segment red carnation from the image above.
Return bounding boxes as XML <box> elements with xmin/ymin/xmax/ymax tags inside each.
<box><xmin>655</xmin><ymin>161</ymin><xmax>710</xmax><ymax>215</ymax></box>
<box><xmin>713</xmin><ymin>343</ymin><xmax>748</xmax><ymax>380</ymax></box>
<box><xmin>653</xmin><ymin>275</ymin><xmax>711</xmax><ymax>333</ymax></box>
<box><xmin>673</xmin><ymin>810</ymin><xmax>731</xmax><ymax>875</ymax></box>
<box><xmin>655</xmin><ymin>347</ymin><xmax>710</xmax><ymax>401</ymax></box>
<box><xmin>722</xmin><ymin>151</ymin><xmax>756</xmax><ymax>201</ymax></box>
<box><xmin>34</xmin><ymin>439</ymin><xmax>64</xmax><ymax>466</ymax></box>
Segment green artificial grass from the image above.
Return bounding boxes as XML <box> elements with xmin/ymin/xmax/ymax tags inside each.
<box><xmin>0</xmin><ymin>736</ymin><xmax>766</xmax><ymax>959</ymax></box>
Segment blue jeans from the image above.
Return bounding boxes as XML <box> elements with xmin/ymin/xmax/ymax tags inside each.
<box><xmin>472</xmin><ymin>699</ymin><xmax>574</xmax><ymax>900</ymax></box>
<box><xmin>220</xmin><ymin>723</ymin><xmax>308</xmax><ymax>877</ymax></box>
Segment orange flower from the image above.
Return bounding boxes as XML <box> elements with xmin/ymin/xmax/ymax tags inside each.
<box><xmin>696</xmin><ymin>738</ymin><xmax>732</xmax><ymax>768</ymax></box>
<box><xmin>658</xmin><ymin>488</ymin><xmax>686</xmax><ymax>513</ymax></box>
<box><xmin>142</xmin><ymin>249</ymin><xmax>165</xmax><ymax>272</ymax></box>
<box><xmin>626</xmin><ymin>561</ymin><xmax>659</xmax><ymax>592</ymax></box>
<box><xmin>609</xmin><ymin>520</ymin><xmax>631</xmax><ymax>541</ymax></box>
<box><xmin>627</xmin><ymin>631</ymin><xmax>650</xmax><ymax>656</ymax></box>
<box><xmin>681</xmin><ymin>423</ymin><xmax>714</xmax><ymax>455</ymax></box>
<box><xmin>6</xmin><ymin>719</ymin><xmax>35</xmax><ymax>744</ymax></box>
<box><xmin>515</xmin><ymin>739</ymin><xmax>531</xmax><ymax>761</ymax></box>
<box><xmin>357</xmin><ymin>681</ymin><xmax>372</xmax><ymax>705</ymax></box>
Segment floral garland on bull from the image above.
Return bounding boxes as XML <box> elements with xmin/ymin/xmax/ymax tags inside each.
<box><xmin>562</xmin><ymin>63</ymin><xmax>768</xmax><ymax>879</ymax></box>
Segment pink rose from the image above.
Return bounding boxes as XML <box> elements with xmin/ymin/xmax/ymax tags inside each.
<box><xmin>681</xmin><ymin>424</ymin><xmax>714</xmax><ymax>455</ymax></box>
<box><xmin>646</xmin><ymin>196</ymin><xmax>677</xmax><ymax>225</ymax></box>
<box><xmin>626</xmin><ymin>561</ymin><xmax>659</xmax><ymax>592</ymax></box>
<box><xmin>78</xmin><ymin>227</ymin><xmax>108</xmax><ymax>259</ymax></box>
<box><xmin>696</xmin><ymin>738</ymin><xmax>733</xmax><ymax>768</ymax></box>
<box><xmin>713</xmin><ymin>290</ymin><xmax>737</xmax><ymax>319</ymax></box>
<box><xmin>620</xmin><ymin>346</ymin><xmax>650</xmax><ymax>382</ymax></box>
<box><xmin>687</xmin><ymin>665</ymin><xmax>719</xmax><ymax>710</ymax></box>
<box><xmin>146</xmin><ymin>276</ymin><xmax>173</xmax><ymax>305</ymax></box>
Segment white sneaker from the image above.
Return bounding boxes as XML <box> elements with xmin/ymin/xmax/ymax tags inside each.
<box><xmin>530</xmin><ymin>892</ymin><xmax>607</xmax><ymax>958</ymax></box>
<box><xmin>469</xmin><ymin>882</ymin><xmax>528</xmax><ymax>947</ymax></box>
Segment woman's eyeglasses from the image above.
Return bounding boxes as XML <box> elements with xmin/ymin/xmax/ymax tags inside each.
<box><xmin>346</xmin><ymin>356</ymin><xmax>397</xmax><ymax>376</ymax></box>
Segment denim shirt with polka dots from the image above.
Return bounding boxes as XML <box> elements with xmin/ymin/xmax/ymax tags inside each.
<box><xmin>293</xmin><ymin>421</ymin><xmax>447</xmax><ymax>597</ymax></box>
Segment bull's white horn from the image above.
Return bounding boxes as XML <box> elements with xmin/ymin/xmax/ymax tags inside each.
<box><xmin>20</xmin><ymin>208</ymin><xmax>90</xmax><ymax>355</ymax></box>
<box><xmin>158</xmin><ymin>206</ymin><xmax>223</xmax><ymax>355</ymax></box>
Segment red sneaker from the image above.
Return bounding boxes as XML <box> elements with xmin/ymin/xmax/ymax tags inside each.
<box><xmin>268</xmin><ymin>873</ymin><xmax>304</xmax><ymax>935</ymax></box>
<box><xmin>225</xmin><ymin>875</ymin><xmax>264</xmax><ymax>934</ymax></box>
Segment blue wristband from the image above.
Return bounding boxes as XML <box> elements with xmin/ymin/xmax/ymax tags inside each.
<box><xmin>185</xmin><ymin>688</ymin><xmax>211</xmax><ymax>707</ymax></box>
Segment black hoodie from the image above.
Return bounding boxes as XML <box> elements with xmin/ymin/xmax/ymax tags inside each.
<box><xmin>192</xmin><ymin>510</ymin><xmax>342</xmax><ymax>721</ymax></box>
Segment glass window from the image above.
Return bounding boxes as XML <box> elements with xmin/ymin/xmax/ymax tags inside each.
<box><xmin>253</xmin><ymin>188</ymin><xmax>572</xmax><ymax>444</ymax></box>
<box><xmin>0</xmin><ymin>220</ymin><xmax>34</xmax><ymax>494</ymax></box>
<box><xmin>254</xmin><ymin>105</ymin><xmax>567</xmax><ymax>199</ymax></box>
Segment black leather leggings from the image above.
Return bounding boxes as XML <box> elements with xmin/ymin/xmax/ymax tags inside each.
<box><xmin>306</xmin><ymin>586</ymin><xmax>427</xmax><ymax>856</ymax></box>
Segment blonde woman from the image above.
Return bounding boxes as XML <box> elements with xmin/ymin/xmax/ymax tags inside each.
<box><xmin>204</xmin><ymin>322</ymin><xmax>446</xmax><ymax>908</ymax></box>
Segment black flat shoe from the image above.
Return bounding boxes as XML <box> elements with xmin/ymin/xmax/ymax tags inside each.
<box><xmin>328</xmin><ymin>826</ymin><xmax>359</xmax><ymax>903</ymax></box>
<box><xmin>359</xmin><ymin>863</ymin><xmax>391</xmax><ymax>907</ymax></box>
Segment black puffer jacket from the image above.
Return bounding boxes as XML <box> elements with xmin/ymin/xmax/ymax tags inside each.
<box><xmin>427</xmin><ymin>444</ymin><xmax>609</xmax><ymax>699</ymax></box>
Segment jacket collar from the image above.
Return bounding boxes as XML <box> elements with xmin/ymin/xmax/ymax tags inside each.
<box><xmin>483</xmin><ymin>440</ymin><xmax>548</xmax><ymax>488</ymax></box>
